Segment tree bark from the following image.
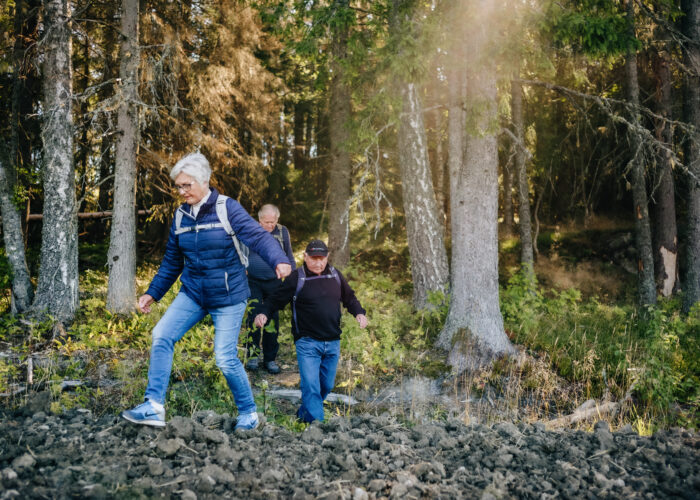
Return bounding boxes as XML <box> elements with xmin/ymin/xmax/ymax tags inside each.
<box><xmin>438</xmin><ymin>1</ymin><xmax>515</xmax><ymax>371</ymax></box>
<box><xmin>327</xmin><ymin>2</ymin><xmax>352</xmax><ymax>269</ymax></box>
<box><xmin>107</xmin><ymin>0</ymin><xmax>140</xmax><ymax>314</ymax></box>
<box><xmin>32</xmin><ymin>0</ymin><xmax>79</xmax><ymax>324</ymax></box>
<box><xmin>512</xmin><ymin>75</ymin><xmax>535</xmax><ymax>278</ymax></box>
<box><xmin>681</xmin><ymin>0</ymin><xmax>700</xmax><ymax>313</ymax></box>
<box><xmin>0</xmin><ymin>141</ymin><xmax>33</xmax><ymax>313</ymax></box>
<box><xmin>294</xmin><ymin>100</ymin><xmax>307</xmax><ymax>172</ymax></box>
<box><xmin>97</xmin><ymin>2</ymin><xmax>118</xmax><ymax>215</ymax></box>
<box><xmin>502</xmin><ymin>162</ymin><xmax>514</xmax><ymax>235</ymax></box>
<box><xmin>652</xmin><ymin>42</ymin><xmax>678</xmax><ymax>297</ymax></box>
<box><xmin>625</xmin><ymin>0</ymin><xmax>656</xmax><ymax>307</ymax></box>
<box><xmin>397</xmin><ymin>82</ymin><xmax>450</xmax><ymax>309</ymax></box>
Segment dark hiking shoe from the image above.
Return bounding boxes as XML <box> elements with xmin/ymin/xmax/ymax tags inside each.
<box><xmin>245</xmin><ymin>357</ymin><xmax>259</xmax><ymax>371</ymax></box>
<box><xmin>264</xmin><ymin>361</ymin><xmax>281</xmax><ymax>374</ymax></box>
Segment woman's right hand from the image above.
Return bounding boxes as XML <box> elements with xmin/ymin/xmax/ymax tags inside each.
<box><xmin>138</xmin><ymin>294</ymin><xmax>155</xmax><ymax>314</ymax></box>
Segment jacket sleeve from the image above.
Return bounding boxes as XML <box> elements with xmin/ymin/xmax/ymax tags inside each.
<box><xmin>259</xmin><ymin>271</ymin><xmax>298</xmax><ymax>317</ymax></box>
<box><xmin>226</xmin><ymin>199</ymin><xmax>290</xmax><ymax>269</ymax></box>
<box><xmin>282</xmin><ymin>226</ymin><xmax>297</xmax><ymax>270</ymax></box>
<box><xmin>337</xmin><ymin>270</ymin><xmax>366</xmax><ymax>317</ymax></box>
<box><xmin>145</xmin><ymin>215</ymin><xmax>184</xmax><ymax>301</ymax></box>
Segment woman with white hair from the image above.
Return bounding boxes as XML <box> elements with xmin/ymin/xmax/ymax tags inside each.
<box><xmin>122</xmin><ymin>153</ymin><xmax>292</xmax><ymax>430</ymax></box>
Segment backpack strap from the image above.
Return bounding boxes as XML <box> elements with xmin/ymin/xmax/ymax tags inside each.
<box><xmin>215</xmin><ymin>195</ymin><xmax>249</xmax><ymax>268</ymax></box>
<box><xmin>292</xmin><ymin>265</ymin><xmax>340</xmax><ymax>334</ymax></box>
<box><xmin>272</xmin><ymin>224</ymin><xmax>286</xmax><ymax>250</ymax></box>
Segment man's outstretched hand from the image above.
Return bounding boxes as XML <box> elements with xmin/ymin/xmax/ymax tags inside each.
<box><xmin>254</xmin><ymin>313</ymin><xmax>268</xmax><ymax>328</ymax></box>
<box><xmin>356</xmin><ymin>314</ymin><xmax>368</xmax><ymax>329</ymax></box>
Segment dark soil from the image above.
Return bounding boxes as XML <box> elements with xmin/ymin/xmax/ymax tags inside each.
<box><xmin>1</xmin><ymin>393</ymin><xmax>698</xmax><ymax>499</ymax></box>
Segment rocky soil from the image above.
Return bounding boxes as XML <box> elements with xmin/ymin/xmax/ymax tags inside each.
<box><xmin>0</xmin><ymin>394</ymin><xmax>698</xmax><ymax>499</ymax></box>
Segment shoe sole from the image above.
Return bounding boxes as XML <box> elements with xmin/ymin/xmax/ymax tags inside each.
<box><xmin>121</xmin><ymin>413</ymin><xmax>166</xmax><ymax>427</ymax></box>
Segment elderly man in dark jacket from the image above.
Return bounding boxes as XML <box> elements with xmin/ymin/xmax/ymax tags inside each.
<box><xmin>245</xmin><ymin>204</ymin><xmax>296</xmax><ymax>374</ymax></box>
<box><xmin>254</xmin><ymin>239</ymin><xmax>367</xmax><ymax>423</ymax></box>
<box><xmin>122</xmin><ymin>153</ymin><xmax>291</xmax><ymax>431</ymax></box>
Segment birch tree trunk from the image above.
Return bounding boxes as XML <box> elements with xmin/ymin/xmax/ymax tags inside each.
<box><xmin>0</xmin><ymin>141</ymin><xmax>33</xmax><ymax>313</ymax></box>
<box><xmin>397</xmin><ymin>82</ymin><xmax>450</xmax><ymax>309</ymax></box>
<box><xmin>437</xmin><ymin>1</ymin><xmax>515</xmax><ymax>371</ymax></box>
<box><xmin>625</xmin><ymin>0</ymin><xmax>656</xmax><ymax>307</ymax></box>
<box><xmin>512</xmin><ymin>75</ymin><xmax>535</xmax><ymax>279</ymax></box>
<box><xmin>652</xmin><ymin>43</ymin><xmax>678</xmax><ymax>297</ymax></box>
<box><xmin>32</xmin><ymin>0</ymin><xmax>79</xmax><ymax>323</ymax></box>
<box><xmin>107</xmin><ymin>0</ymin><xmax>140</xmax><ymax>313</ymax></box>
<box><xmin>681</xmin><ymin>0</ymin><xmax>700</xmax><ymax>313</ymax></box>
<box><xmin>327</xmin><ymin>3</ymin><xmax>352</xmax><ymax>269</ymax></box>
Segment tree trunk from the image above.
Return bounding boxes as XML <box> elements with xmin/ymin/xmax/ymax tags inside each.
<box><xmin>625</xmin><ymin>0</ymin><xmax>656</xmax><ymax>307</ymax></box>
<box><xmin>107</xmin><ymin>0</ymin><xmax>140</xmax><ymax>314</ymax></box>
<box><xmin>32</xmin><ymin>0</ymin><xmax>79</xmax><ymax>324</ymax></box>
<box><xmin>682</xmin><ymin>0</ymin><xmax>700</xmax><ymax>313</ymax></box>
<box><xmin>327</xmin><ymin>4</ymin><xmax>352</xmax><ymax>269</ymax></box>
<box><xmin>294</xmin><ymin>100</ymin><xmax>307</xmax><ymax>172</ymax></box>
<box><xmin>397</xmin><ymin>82</ymin><xmax>450</xmax><ymax>309</ymax></box>
<box><xmin>438</xmin><ymin>2</ymin><xmax>514</xmax><ymax>371</ymax></box>
<box><xmin>0</xmin><ymin>142</ymin><xmax>33</xmax><ymax>313</ymax></box>
<box><xmin>502</xmin><ymin>162</ymin><xmax>514</xmax><ymax>235</ymax></box>
<box><xmin>512</xmin><ymin>75</ymin><xmax>535</xmax><ymax>278</ymax></box>
<box><xmin>652</xmin><ymin>42</ymin><xmax>678</xmax><ymax>297</ymax></box>
<box><xmin>97</xmin><ymin>3</ymin><xmax>118</xmax><ymax>215</ymax></box>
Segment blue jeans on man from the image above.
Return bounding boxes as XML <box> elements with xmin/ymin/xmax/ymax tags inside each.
<box><xmin>144</xmin><ymin>292</ymin><xmax>256</xmax><ymax>415</ymax></box>
<box><xmin>295</xmin><ymin>337</ymin><xmax>340</xmax><ymax>422</ymax></box>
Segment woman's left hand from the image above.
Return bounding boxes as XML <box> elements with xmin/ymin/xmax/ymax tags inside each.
<box><xmin>276</xmin><ymin>263</ymin><xmax>292</xmax><ymax>279</ymax></box>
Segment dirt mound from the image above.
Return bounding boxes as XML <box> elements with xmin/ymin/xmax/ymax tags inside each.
<box><xmin>0</xmin><ymin>399</ymin><xmax>698</xmax><ymax>499</ymax></box>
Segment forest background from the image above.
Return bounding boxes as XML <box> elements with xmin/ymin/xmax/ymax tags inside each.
<box><xmin>0</xmin><ymin>0</ymin><xmax>698</xmax><ymax>432</ymax></box>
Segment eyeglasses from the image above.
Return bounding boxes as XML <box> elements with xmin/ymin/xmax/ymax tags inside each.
<box><xmin>174</xmin><ymin>182</ymin><xmax>194</xmax><ymax>193</ymax></box>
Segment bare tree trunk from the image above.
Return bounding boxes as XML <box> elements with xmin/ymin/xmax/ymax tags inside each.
<box><xmin>682</xmin><ymin>0</ymin><xmax>700</xmax><ymax>313</ymax></box>
<box><xmin>502</xmin><ymin>163</ymin><xmax>514</xmax><ymax>235</ymax></box>
<box><xmin>294</xmin><ymin>100</ymin><xmax>307</xmax><ymax>172</ymax></box>
<box><xmin>512</xmin><ymin>75</ymin><xmax>535</xmax><ymax>279</ymax></box>
<box><xmin>107</xmin><ymin>0</ymin><xmax>140</xmax><ymax>314</ymax></box>
<box><xmin>0</xmin><ymin>142</ymin><xmax>33</xmax><ymax>313</ymax></box>
<box><xmin>32</xmin><ymin>0</ymin><xmax>79</xmax><ymax>324</ymax></box>
<box><xmin>327</xmin><ymin>4</ymin><xmax>352</xmax><ymax>269</ymax></box>
<box><xmin>438</xmin><ymin>1</ymin><xmax>515</xmax><ymax>371</ymax></box>
<box><xmin>626</xmin><ymin>0</ymin><xmax>656</xmax><ymax>307</ymax></box>
<box><xmin>652</xmin><ymin>42</ymin><xmax>678</xmax><ymax>297</ymax></box>
<box><xmin>97</xmin><ymin>3</ymin><xmax>117</xmax><ymax>215</ymax></box>
<box><xmin>397</xmin><ymin>82</ymin><xmax>450</xmax><ymax>309</ymax></box>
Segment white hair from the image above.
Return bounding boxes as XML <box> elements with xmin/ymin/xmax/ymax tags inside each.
<box><xmin>170</xmin><ymin>153</ymin><xmax>211</xmax><ymax>185</ymax></box>
<box><xmin>258</xmin><ymin>204</ymin><xmax>280</xmax><ymax>219</ymax></box>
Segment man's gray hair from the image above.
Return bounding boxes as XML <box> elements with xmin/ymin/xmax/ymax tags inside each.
<box><xmin>170</xmin><ymin>153</ymin><xmax>211</xmax><ymax>184</ymax></box>
<box><xmin>258</xmin><ymin>204</ymin><xmax>280</xmax><ymax>219</ymax></box>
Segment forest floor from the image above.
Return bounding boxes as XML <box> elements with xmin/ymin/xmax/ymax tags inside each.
<box><xmin>1</xmin><ymin>391</ymin><xmax>698</xmax><ymax>499</ymax></box>
<box><xmin>1</xmin><ymin>218</ymin><xmax>698</xmax><ymax>498</ymax></box>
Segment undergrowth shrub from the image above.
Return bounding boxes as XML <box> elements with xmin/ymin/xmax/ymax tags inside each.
<box><xmin>501</xmin><ymin>269</ymin><xmax>699</xmax><ymax>428</ymax></box>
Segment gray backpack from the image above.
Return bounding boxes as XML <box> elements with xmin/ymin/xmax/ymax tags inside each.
<box><xmin>173</xmin><ymin>194</ymin><xmax>249</xmax><ymax>267</ymax></box>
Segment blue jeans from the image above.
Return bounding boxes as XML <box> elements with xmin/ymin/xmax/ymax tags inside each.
<box><xmin>295</xmin><ymin>337</ymin><xmax>340</xmax><ymax>423</ymax></box>
<box><xmin>144</xmin><ymin>292</ymin><xmax>256</xmax><ymax>415</ymax></box>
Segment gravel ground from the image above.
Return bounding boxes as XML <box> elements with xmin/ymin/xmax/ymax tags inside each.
<box><xmin>0</xmin><ymin>393</ymin><xmax>698</xmax><ymax>499</ymax></box>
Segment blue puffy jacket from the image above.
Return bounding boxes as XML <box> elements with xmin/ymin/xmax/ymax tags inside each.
<box><xmin>146</xmin><ymin>189</ymin><xmax>290</xmax><ymax>308</ymax></box>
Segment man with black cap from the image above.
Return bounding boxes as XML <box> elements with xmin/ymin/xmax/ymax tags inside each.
<box><xmin>253</xmin><ymin>239</ymin><xmax>368</xmax><ymax>423</ymax></box>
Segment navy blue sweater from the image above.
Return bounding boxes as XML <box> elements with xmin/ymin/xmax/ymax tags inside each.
<box><xmin>146</xmin><ymin>189</ymin><xmax>290</xmax><ymax>308</ymax></box>
<box><xmin>260</xmin><ymin>264</ymin><xmax>366</xmax><ymax>342</ymax></box>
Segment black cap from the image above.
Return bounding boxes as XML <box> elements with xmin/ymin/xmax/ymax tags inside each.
<box><xmin>305</xmin><ymin>239</ymin><xmax>329</xmax><ymax>256</ymax></box>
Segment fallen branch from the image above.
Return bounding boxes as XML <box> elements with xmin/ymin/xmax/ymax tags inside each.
<box><xmin>546</xmin><ymin>399</ymin><xmax>622</xmax><ymax>429</ymax></box>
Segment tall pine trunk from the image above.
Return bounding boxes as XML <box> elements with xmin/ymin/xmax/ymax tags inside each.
<box><xmin>438</xmin><ymin>1</ymin><xmax>514</xmax><ymax>371</ymax></box>
<box><xmin>682</xmin><ymin>0</ymin><xmax>700</xmax><ymax>313</ymax></box>
<box><xmin>397</xmin><ymin>82</ymin><xmax>450</xmax><ymax>308</ymax></box>
<box><xmin>502</xmin><ymin>163</ymin><xmax>514</xmax><ymax>235</ymax></box>
<box><xmin>512</xmin><ymin>75</ymin><xmax>535</xmax><ymax>279</ymax></box>
<box><xmin>652</xmin><ymin>43</ymin><xmax>678</xmax><ymax>297</ymax></box>
<box><xmin>625</xmin><ymin>0</ymin><xmax>656</xmax><ymax>307</ymax></box>
<box><xmin>32</xmin><ymin>0</ymin><xmax>79</xmax><ymax>323</ymax></box>
<box><xmin>107</xmin><ymin>0</ymin><xmax>140</xmax><ymax>313</ymax></box>
<box><xmin>327</xmin><ymin>5</ymin><xmax>352</xmax><ymax>269</ymax></box>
